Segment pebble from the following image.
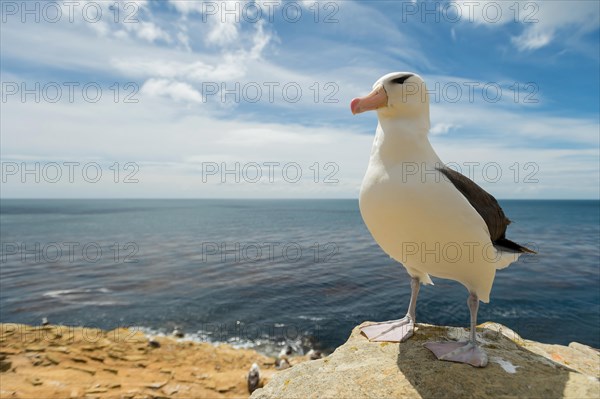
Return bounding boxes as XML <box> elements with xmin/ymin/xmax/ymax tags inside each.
<box><xmin>87</xmin><ymin>354</ymin><xmax>105</xmax><ymax>362</ymax></box>
<box><xmin>85</xmin><ymin>387</ymin><xmax>108</xmax><ymax>394</ymax></box>
<box><xmin>0</xmin><ymin>359</ymin><xmax>12</xmax><ymax>372</ymax></box>
<box><xmin>45</xmin><ymin>354</ymin><xmax>60</xmax><ymax>365</ymax></box>
<box><xmin>27</xmin><ymin>377</ymin><xmax>43</xmax><ymax>386</ymax></box>
<box><xmin>102</xmin><ymin>367</ymin><xmax>118</xmax><ymax>375</ymax></box>
<box><xmin>146</xmin><ymin>381</ymin><xmax>168</xmax><ymax>389</ymax></box>
<box><xmin>173</xmin><ymin>329</ymin><xmax>184</xmax><ymax>338</ymax></box>
<box><xmin>148</xmin><ymin>340</ymin><xmax>161</xmax><ymax>348</ymax></box>
<box><xmin>47</xmin><ymin>347</ymin><xmax>70</xmax><ymax>354</ymax></box>
<box><xmin>123</xmin><ymin>355</ymin><xmax>147</xmax><ymax>362</ymax></box>
<box><xmin>25</xmin><ymin>346</ymin><xmax>45</xmax><ymax>352</ymax></box>
<box><xmin>66</xmin><ymin>365</ymin><xmax>96</xmax><ymax>375</ymax></box>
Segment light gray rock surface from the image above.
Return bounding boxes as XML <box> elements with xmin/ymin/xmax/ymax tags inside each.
<box><xmin>251</xmin><ymin>322</ymin><xmax>600</xmax><ymax>399</ymax></box>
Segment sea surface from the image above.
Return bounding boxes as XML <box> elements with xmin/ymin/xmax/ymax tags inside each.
<box><xmin>1</xmin><ymin>199</ymin><xmax>598</xmax><ymax>355</ymax></box>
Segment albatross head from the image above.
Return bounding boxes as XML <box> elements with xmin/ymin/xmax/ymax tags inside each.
<box><xmin>351</xmin><ymin>72</ymin><xmax>429</xmax><ymax>127</ymax></box>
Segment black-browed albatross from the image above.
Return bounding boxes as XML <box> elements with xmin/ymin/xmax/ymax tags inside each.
<box><xmin>351</xmin><ymin>72</ymin><xmax>535</xmax><ymax>367</ymax></box>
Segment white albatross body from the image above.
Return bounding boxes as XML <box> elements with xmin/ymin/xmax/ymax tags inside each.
<box><xmin>359</xmin><ymin>120</ymin><xmax>518</xmax><ymax>303</ymax></box>
<box><xmin>351</xmin><ymin>72</ymin><xmax>534</xmax><ymax>367</ymax></box>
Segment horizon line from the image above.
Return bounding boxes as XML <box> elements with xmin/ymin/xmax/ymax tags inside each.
<box><xmin>1</xmin><ymin>198</ymin><xmax>599</xmax><ymax>201</ymax></box>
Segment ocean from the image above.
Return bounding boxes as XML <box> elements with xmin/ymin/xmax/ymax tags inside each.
<box><xmin>1</xmin><ymin>199</ymin><xmax>598</xmax><ymax>355</ymax></box>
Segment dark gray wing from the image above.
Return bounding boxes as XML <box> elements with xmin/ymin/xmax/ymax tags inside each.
<box><xmin>437</xmin><ymin>167</ymin><xmax>535</xmax><ymax>254</ymax></box>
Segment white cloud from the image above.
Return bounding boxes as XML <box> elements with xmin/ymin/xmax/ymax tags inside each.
<box><xmin>430</xmin><ymin>123</ymin><xmax>457</xmax><ymax>136</ymax></box>
<box><xmin>111</xmin><ymin>58</ymin><xmax>247</xmax><ymax>82</ymax></box>
<box><xmin>511</xmin><ymin>30</ymin><xmax>553</xmax><ymax>51</ymax></box>
<box><xmin>249</xmin><ymin>21</ymin><xmax>270</xmax><ymax>59</ymax></box>
<box><xmin>167</xmin><ymin>0</ymin><xmax>250</xmax><ymax>48</ymax></box>
<box><xmin>452</xmin><ymin>0</ymin><xmax>600</xmax><ymax>51</ymax></box>
<box><xmin>48</xmin><ymin>0</ymin><xmax>170</xmax><ymax>43</ymax></box>
<box><xmin>0</xmin><ymin>94</ymin><xmax>371</xmax><ymax>198</ymax></box>
<box><xmin>430</xmin><ymin>101</ymin><xmax>599</xmax><ymax>146</ymax></box>
<box><xmin>125</xmin><ymin>21</ymin><xmax>172</xmax><ymax>43</ymax></box>
<box><xmin>140</xmin><ymin>79</ymin><xmax>203</xmax><ymax>103</ymax></box>
<box><xmin>177</xmin><ymin>31</ymin><xmax>192</xmax><ymax>52</ymax></box>
<box><xmin>205</xmin><ymin>18</ymin><xmax>239</xmax><ymax>46</ymax></box>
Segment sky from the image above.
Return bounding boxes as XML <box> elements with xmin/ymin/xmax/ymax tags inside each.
<box><xmin>1</xmin><ymin>0</ymin><xmax>599</xmax><ymax>199</ymax></box>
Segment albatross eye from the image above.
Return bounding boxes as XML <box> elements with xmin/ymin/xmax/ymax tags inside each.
<box><xmin>391</xmin><ymin>75</ymin><xmax>413</xmax><ymax>84</ymax></box>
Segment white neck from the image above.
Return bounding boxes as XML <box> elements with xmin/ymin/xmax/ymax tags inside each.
<box><xmin>372</xmin><ymin>117</ymin><xmax>441</xmax><ymax>166</ymax></box>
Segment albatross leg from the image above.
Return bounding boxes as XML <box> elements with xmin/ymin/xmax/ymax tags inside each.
<box><xmin>360</xmin><ymin>277</ymin><xmax>419</xmax><ymax>342</ymax></box>
<box><xmin>423</xmin><ymin>292</ymin><xmax>488</xmax><ymax>367</ymax></box>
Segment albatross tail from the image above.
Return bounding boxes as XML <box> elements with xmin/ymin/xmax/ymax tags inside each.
<box><xmin>494</xmin><ymin>238</ymin><xmax>537</xmax><ymax>254</ymax></box>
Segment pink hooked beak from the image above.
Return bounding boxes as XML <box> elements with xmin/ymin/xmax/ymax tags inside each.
<box><xmin>350</xmin><ymin>85</ymin><xmax>388</xmax><ymax>115</ymax></box>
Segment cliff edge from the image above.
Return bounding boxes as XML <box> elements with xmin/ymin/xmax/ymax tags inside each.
<box><xmin>251</xmin><ymin>322</ymin><xmax>599</xmax><ymax>399</ymax></box>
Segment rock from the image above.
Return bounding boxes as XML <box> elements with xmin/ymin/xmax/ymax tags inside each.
<box><xmin>25</xmin><ymin>346</ymin><xmax>45</xmax><ymax>352</ymax></box>
<box><xmin>102</xmin><ymin>367</ymin><xmax>118</xmax><ymax>374</ymax></box>
<box><xmin>66</xmin><ymin>365</ymin><xmax>96</xmax><ymax>375</ymax></box>
<box><xmin>85</xmin><ymin>386</ymin><xmax>108</xmax><ymax>394</ymax></box>
<box><xmin>148</xmin><ymin>340</ymin><xmax>161</xmax><ymax>348</ymax></box>
<box><xmin>146</xmin><ymin>381</ymin><xmax>168</xmax><ymax>389</ymax></box>
<box><xmin>217</xmin><ymin>384</ymin><xmax>236</xmax><ymax>393</ymax></box>
<box><xmin>192</xmin><ymin>372</ymin><xmax>209</xmax><ymax>380</ymax></box>
<box><xmin>172</xmin><ymin>328</ymin><xmax>184</xmax><ymax>338</ymax></box>
<box><xmin>123</xmin><ymin>355</ymin><xmax>147</xmax><ymax>362</ymax></box>
<box><xmin>0</xmin><ymin>359</ymin><xmax>12</xmax><ymax>372</ymax></box>
<box><xmin>27</xmin><ymin>377</ymin><xmax>43</xmax><ymax>386</ymax></box>
<box><xmin>121</xmin><ymin>390</ymin><xmax>139</xmax><ymax>399</ymax></box>
<box><xmin>47</xmin><ymin>346</ymin><xmax>70</xmax><ymax>354</ymax></box>
<box><xmin>28</xmin><ymin>354</ymin><xmax>43</xmax><ymax>366</ymax></box>
<box><xmin>480</xmin><ymin>322</ymin><xmax>600</xmax><ymax>379</ymax></box>
<box><xmin>44</xmin><ymin>354</ymin><xmax>60</xmax><ymax>365</ymax></box>
<box><xmin>251</xmin><ymin>322</ymin><xmax>600</xmax><ymax>399</ymax></box>
<box><xmin>87</xmin><ymin>354</ymin><xmax>105</xmax><ymax>362</ymax></box>
<box><xmin>107</xmin><ymin>351</ymin><xmax>124</xmax><ymax>360</ymax></box>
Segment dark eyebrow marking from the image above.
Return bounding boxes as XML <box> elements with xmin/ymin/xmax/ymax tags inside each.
<box><xmin>391</xmin><ymin>74</ymin><xmax>413</xmax><ymax>84</ymax></box>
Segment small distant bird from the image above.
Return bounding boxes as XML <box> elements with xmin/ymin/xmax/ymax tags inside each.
<box><xmin>275</xmin><ymin>358</ymin><xmax>290</xmax><ymax>370</ymax></box>
<box><xmin>307</xmin><ymin>349</ymin><xmax>322</xmax><ymax>360</ymax></box>
<box><xmin>41</xmin><ymin>317</ymin><xmax>49</xmax><ymax>326</ymax></box>
<box><xmin>172</xmin><ymin>327</ymin><xmax>184</xmax><ymax>338</ymax></box>
<box><xmin>351</xmin><ymin>72</ymin><xmax>535</xmax><ymax>367</ymax></box>
<box><xmin>148</xmin><ymin>339</ymin><xmax>161</xmax><ymax>348</ymax></box>
<box><xmin>247</xmin><ymin>363</ymin><xmax>260</xmax><ymax>393</ymax></box>
<box><xmin>274</xmin><ymin>345</ymin><xmax>293</xmax><ymax>370</ymax></box>
<box><xmin>278</xmin><ymin>345</ymin><xmax>293</xmax><ymax>361</ymax></box>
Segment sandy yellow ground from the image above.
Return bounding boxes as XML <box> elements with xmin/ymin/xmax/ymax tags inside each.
<box><xmin>0</xmin><ymin>323</ymin><xmax>305</xmax><ymax>399</ymax></box>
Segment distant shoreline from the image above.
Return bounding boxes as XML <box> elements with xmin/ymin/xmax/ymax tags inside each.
<box><xmin>2</xmin><ymin>198</ymin><xmax>600</xmax><ymax>201</ymax></box>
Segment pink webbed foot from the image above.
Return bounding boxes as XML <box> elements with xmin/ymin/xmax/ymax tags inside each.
<box><xmin>424</xmin><ymin>341</ymin><xmax>488</xmax><ymax>368</ymax></box>
<box><xmin>360</xmin><ymin>316</ymin><xmax>414</xmax><ymax>342</ymax></box>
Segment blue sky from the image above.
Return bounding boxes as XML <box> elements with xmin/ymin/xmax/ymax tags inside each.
<box><xmin>1</xmin><ymin>0</ymin><xmax>599</xmax><ymax>198</ymax></box>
